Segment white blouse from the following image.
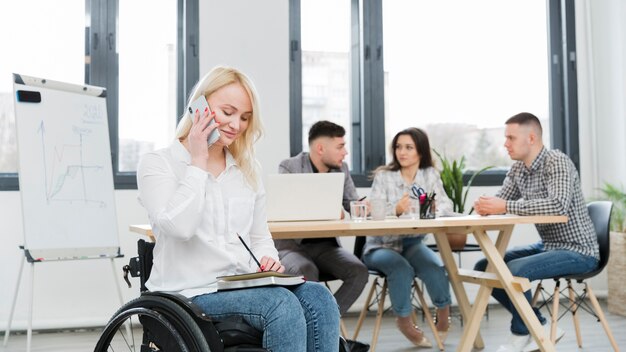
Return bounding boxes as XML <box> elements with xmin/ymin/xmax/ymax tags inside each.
<box><xmin>137</xmin><ymin>140</ymin><xmax>278</xmax><ymax>297</ymax></box>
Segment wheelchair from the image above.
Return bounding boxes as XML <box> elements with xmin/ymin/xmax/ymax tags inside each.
<box><xmin>94</xmin><ymin>239</ymin><xmax>268</xmax><ymax>352</ymax></box>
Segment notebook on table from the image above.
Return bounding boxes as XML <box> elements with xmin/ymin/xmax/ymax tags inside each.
<box><xmin>265</xmin><ymin>173</ymin><xmax>345</xmax><ymax>221</ymax></box>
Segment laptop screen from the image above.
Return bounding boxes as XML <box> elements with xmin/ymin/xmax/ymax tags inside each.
<box><xmin>265</xmin><ymin>173</ymin><xmax>345</xmax><ymax>221</ymax></box>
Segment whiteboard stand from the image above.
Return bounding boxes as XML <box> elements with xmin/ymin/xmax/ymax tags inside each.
<box><xmin>3</xmin><ymin>246</ymin><xmax>125</xmax><ymax>352</ymax></box>
<box><xmin>10</xmin><ymin>74</ymin><xmax>124</xmax><ymax>351</ymax></box>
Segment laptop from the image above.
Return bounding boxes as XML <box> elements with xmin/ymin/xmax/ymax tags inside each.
<box><xmin>265</xmin><ymin>173</ymin><xmax>345</xmax><ymax>221</ymax></box>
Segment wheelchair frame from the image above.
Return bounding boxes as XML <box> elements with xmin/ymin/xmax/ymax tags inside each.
<box><xmin>94</xmin><ymin>239</ymin><xmax>267</xmax><ymax>352</ymax></box>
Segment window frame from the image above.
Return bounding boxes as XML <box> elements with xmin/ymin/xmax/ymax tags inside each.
<box><xmin>548</xmin><ymin>0</ymin><xmax>579</xmax><ymax>171</ymax></box>
<box><xmin>0</xmin><ymin>0</ymin><xmax>198</xmax><ymax>191</ymax></box>
<box><xmin>289</xmin><ymin>0</ymin><xmax>579</xmax><ymax>188</ymax></box>
<box><xmin>100</xmin><ymin>0</ymin><xmax>199</xmax><ymax>189</ymax></box>
<box><xmin>0</xmin><ymin>0</ymin><xmax>578</xmax><ymax>191</ymax></box>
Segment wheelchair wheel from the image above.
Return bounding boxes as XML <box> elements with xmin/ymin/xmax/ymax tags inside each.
<box><xmin>94</xmin><ymin>295</ymin><xmax>211</xmax><ymax>352</ymax></box>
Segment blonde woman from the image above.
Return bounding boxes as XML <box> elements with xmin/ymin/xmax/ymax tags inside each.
<box><xmin>137</xmin><ymin>66</ymin><xmax>339</xmax><ymax>352</ymax></box>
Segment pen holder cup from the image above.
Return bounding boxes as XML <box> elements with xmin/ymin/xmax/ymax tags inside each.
<box><xmin>420</xmin><ymin>199</ymin><xmax>436</xmax><ymax>219</ymax></box>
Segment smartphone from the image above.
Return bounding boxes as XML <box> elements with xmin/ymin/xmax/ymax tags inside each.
<box><xmin>188</xmin><ymin>95</ymin><xmax>220</xmax><ymax>146</ymax></box>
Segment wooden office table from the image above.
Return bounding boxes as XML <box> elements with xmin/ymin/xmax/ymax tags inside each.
<box><xmin>130</xmin><ymin>214</ymin><xmax>567</xmax><ymax>352</ymax></box>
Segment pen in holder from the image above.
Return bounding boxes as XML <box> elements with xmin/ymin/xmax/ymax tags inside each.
<box><xmin>419</xmin><ymin>191</ymin><xmax>436</xmax><ymax>219</ymax></box>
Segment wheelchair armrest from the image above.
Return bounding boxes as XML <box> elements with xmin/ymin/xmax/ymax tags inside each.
<box><xmin>142</xmin><ymin>291</ymin><xmax>212</xmax><ymax>322</ymax></box>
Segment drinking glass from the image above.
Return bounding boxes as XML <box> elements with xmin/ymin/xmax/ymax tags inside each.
<box><xmin>350</xmin><ymin>201</ymin><xmax>367</xmax><ymax>222</ymax></box>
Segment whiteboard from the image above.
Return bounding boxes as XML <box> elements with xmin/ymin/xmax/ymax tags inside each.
<box><xmin>13</xmin><ymin>74</ymin><xmax>120</xmax><ymax>261</ymax></box>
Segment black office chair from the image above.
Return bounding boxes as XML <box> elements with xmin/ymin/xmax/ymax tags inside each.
<box><xmin>94</xmin><ymin>239</ymin><xmax>267</xmax><ymax>352</ymax></box>
<box><xmin>531</xmin><ymin>201</ymin><xmax>619</xmax><ymax>351</ymax></box>
<box><xmin>351</xmin><ymin>237</ymin><xmax>444</xmax><ymax>351</ymax></box>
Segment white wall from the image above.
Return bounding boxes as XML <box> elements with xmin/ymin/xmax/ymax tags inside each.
<box><xmin>577</xmin><ymin>0</ymin><xmax>626</xmax><ymax>194</ymax></box>
<box><xmin>1</xmin><ymin>0</ymin><xmax>624</xmax><ymax>331</ymax></box>
<box><xmin>199</xmin><ymin>0</ymin><xmax>291</xmax><ymax>177</ymax></box>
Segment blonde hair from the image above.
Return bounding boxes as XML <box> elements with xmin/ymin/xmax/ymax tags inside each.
<box><xmin>175</xmin><ymin>66</ymin><xmax>263</xmax><ymax>190</ymax></box>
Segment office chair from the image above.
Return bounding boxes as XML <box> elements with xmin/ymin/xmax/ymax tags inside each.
<box><xmin>531</xmin><ymin>201</ymin><xmax>619</xmax><ymax>351</ymax></box>
<box><xmin>94</xmin><ymin>239</ymin><xmax>267</xmax><ymax>352</ymax></box>
<box><xmin>351</xmin><ymin>237</ymin><xmax>444</xmax><ymax>351</ymax></box>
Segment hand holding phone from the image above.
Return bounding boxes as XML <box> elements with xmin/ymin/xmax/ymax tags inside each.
<box><xmin>188</xmin><ymin>95</ymin><xmax>220</xmax><ymax>146</ymax></box>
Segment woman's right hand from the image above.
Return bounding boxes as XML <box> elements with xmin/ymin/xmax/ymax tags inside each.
<box><xmin>395</xmin><ymin>193</ymin><xmax>410</xmax><ymax>216</ymax></box>
<box><xmin>188</xmin><ymin>108</ymin><xmax>220</xmax><ymax>171</ymax></box>
<box><xmin>258</xmin><ymin>256</ymin><xmax>285</xmax><ymax>273</ymax></box>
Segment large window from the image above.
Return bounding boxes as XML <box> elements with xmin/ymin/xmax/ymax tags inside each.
<box><xmin>291</xmin><ymin>0</ymin><xmax>579</xmax><ymax>186</ymax></box>
<box><xmin>299</xmin><ymin>0</ymin><xmax>353</xmax><ymax>167</ymax></box>
<box><xmin>118</xmin><ymin>0</ymin><xmax>178</xmax><ymax>172</ymax></box>
<box><xmin>0</xmin><ymin>0</ymin><xmax>85</xmax><ymax>177</ymax></box>
<box><xmin>382</xmin><ymin>0</ymin><xmax>549</xmax><ymax>171</ymax></box>
<box><xmin>0</xmin><ymin>0</ymin><xmax>198</xmax><ymax>190</ymax></box>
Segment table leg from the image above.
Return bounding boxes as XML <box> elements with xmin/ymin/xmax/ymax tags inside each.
<box><xmin>456</xmin><ymin>227</ymin><xmax>515</xmax><ymax>352</ymax></box>
<box><xmin>473</xmin><ymin>228</ymin><xmax>555</xmax><ymax>352</ymax></box>
<box><xmin>460</xmin><ymin>283</ymin><xmax>492</xmax><ymax>351</ymax></box>
<box><xmin>434</xmin><ymin>231</ymin><xmax>484</xmax><ymax>351</ymax></box>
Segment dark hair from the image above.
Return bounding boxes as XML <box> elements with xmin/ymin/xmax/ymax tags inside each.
<box><xmin>505</xmin><ymin>112</ymin><xmax>543</xmax><ymax>135</ymax></box>
<box><xmin>308</xmin><ymin>120</ymin><xmax>346</xmax><ymax>145</ymax></box>
<box><xmin>376</xmin><ymin>127</ymin><xmax>433</xmax><ymax>173</ymax></box>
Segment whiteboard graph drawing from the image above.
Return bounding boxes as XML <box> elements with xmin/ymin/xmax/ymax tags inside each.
<box><xmin>38</xmin><ymin>121</ymin><xmax>106</xmax><ymax>207</ymax></box>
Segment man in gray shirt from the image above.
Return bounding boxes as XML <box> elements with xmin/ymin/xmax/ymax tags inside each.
<box><xmin>275</xmin><ymin>121</ymin><xmax>369</xmax><ymax>318</ymax></box>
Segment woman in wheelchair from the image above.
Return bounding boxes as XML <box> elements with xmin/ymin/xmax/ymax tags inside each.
<box><xmin>133</xmin><ymin>66</ymin><xmax>340</xmax><ymax>352</ymax></box>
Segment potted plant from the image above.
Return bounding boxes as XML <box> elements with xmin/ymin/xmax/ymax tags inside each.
<box><xmin>599</xmin><ymin>182</ymin><xmax>626</xmax><ymax>317</ymax></box>
<box><xmin>434</xmin><ymin>150</ymin><xmax>493</xmax><ymax>250</ymax></box>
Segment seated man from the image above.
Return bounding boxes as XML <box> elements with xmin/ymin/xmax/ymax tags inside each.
<box><xmin>473</xmin><ymin>112</ymin><xmax>599</xmax><ymax>352</ymax></box>
<box><xmin>274</xmin><ymin>120</ymin><xmax>369</xmax><ymax>318</ymax></box>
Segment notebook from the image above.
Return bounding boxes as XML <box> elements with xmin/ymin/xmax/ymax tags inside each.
<box><xmin>265</xmin><ymin>173</ymin><xmax>345</xmax><ymax>221</ymax></box>
<box><xmin>217</xmin><ymin>271</ymin><xmax>305</xmax><ymax>291</ymax></box>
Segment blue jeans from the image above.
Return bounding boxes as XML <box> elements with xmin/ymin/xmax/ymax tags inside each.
<box><xmin>363</xmin><ymin>236</ymin><xmax>452</xmax><ymax>317</ymax></box>
<box><xmin>473</xmin><ymin>242</ymin><xmax>598</xmax><ymax>335</ymax></box>
<box><xmin>192</xmin><ymin>282</ymin><xmax>339</xmax><ymax>352</ymax></box>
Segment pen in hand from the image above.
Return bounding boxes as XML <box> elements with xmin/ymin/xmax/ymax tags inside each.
<box><xmin>358</xmin><ymin>196</ymin><xmax>367</xmax><ymax>201</ymax></box>
<box><xmin>237</xmin><ymin>233</ymin><xmax>264</xmax><ymax>271</ymax></box>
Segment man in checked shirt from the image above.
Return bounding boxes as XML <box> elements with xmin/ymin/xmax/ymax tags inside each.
<box><xmin>472</xmin><ymin>112</ymin><xmax>599</xmax><ymax>352</ymax></box>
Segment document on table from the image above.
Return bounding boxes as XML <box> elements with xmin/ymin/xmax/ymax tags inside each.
<box><xmin>217</xmin><ymin>271</ymin><xmax>305</xmax><ymax>291</ymax></box>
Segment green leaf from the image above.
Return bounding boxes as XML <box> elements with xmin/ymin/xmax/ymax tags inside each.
<box><xmin>434</xmin><ymin>149</ymin><xmax>492</xmax><ymax>214</ymax></box>
<box><xmin>597</xmin><ymin>182</ymin><xmax>626</xmax><ymax>232</ymax></box>
<box><xmin>462</xmin><ymin>165</ymin><xmax>494</xmax><ymax>212</ymax></box>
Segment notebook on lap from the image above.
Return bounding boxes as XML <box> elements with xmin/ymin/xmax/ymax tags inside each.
<box><xmin>217</xmin><ymin>271</ymin><xmax>305</xmax><ymax>291</ymax></box>
<box><xmin>265</xmin><ymin>173</ymin><xmax>345</xmax><ymax>221</ymax></box>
